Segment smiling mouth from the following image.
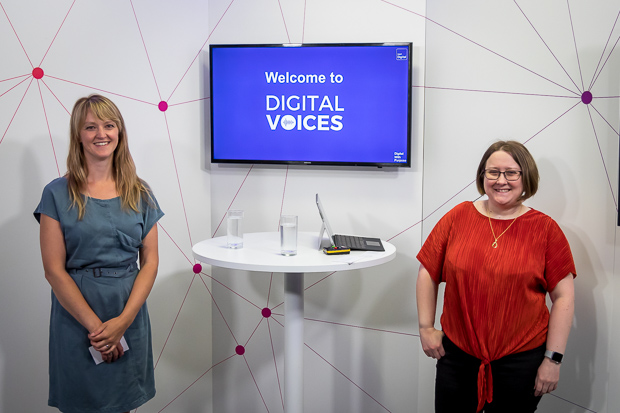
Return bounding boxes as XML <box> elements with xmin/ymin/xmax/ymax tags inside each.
<box><xmin>94</xmin><ymin>142</ymin><xmax>110</xmax><ymax>146</ymax></box>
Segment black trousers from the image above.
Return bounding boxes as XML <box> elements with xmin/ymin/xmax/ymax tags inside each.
<box><xmin>435</xmin><ymin>335</ymin><xmax>545</xmax><ymax>413</ymax></box>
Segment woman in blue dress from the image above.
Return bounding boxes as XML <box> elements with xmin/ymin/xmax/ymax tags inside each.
<box><xmin>35</xmin><ymin>94</ymin><xmax>164</xmax><ymax>413</ymax></box>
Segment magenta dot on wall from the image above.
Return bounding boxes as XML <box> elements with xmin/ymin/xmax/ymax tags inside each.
<box><xmin>192</xmin><ymin>263</ymin><xmax>202</xmax><ymax>274</ymax></box>
<box><xmin>235</xmin><ymin>345</ymin><xmax>245</xmax><ymax>355</ymax></box>
<box><xmin>32</xmin><ymin>67</ymin><xmax>44</xmax><ymax>79</ymax></box>
<box><xmin>158</xmin><ymin>101</ymin><xmax>168</xmax><ymax>112</ymax></box>
<box><xmin>261</xmin><ymin>308</ymin><xmax>272</xmax><ymax>318</ymax></box>
<box><xmin>581</xmin><ymin>91</ymin><xmax>593</xmax><ymax>105</ymax></box>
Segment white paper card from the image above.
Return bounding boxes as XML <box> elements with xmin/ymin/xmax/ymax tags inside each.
<box><xmin>89</xmin><ymin>336</ymin><xmax>129</xmax><ymax>365</ymax></box>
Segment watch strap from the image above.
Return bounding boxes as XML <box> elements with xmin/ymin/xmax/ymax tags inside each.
<box><xmin>544</xmin><ymin>350</ymin><xmax>563</xmax><ymax>364</ymax></box>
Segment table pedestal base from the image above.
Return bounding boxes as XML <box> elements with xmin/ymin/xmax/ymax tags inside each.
<box><xmin>285</xmin><ymin>272</ymin><xmax>304</xmax><ymax>413</ymax></box>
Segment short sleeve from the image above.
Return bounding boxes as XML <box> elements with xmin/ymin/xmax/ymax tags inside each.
<box><xmin>416</xmin><ymin>204</ymin><xmax>461</xmax><ymax>284</ymax></box>
<box><xmin>34</xmin><ymin>178</ymin><xmax>64</xmax><ymax>223</ymax></box>
<box><xmin>141</xmin><ymin>191</ymin><xmax>164</xmax><ymax>240</ymax></box>
<box><xmin>544</xmin><ymin>220</ymin><xmax>576</xmax><ymax>291</ymax></box>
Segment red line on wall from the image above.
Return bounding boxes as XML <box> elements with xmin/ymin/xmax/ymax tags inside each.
<box><xmin>267</xmin><ymin>319</ymin><xmax>285</xmax><ymax>410</ymax></box>
<box><xmin>586</xmin><ymin>105</ymin><xmax>618</xmax><ymax>209</ymax></box>
<box><xmin>198</xmin><ymin>272</ymin><xmax>239</xmax><ymax>345</ymax></box>
<box><xmin>154</xmin><ymin>273</ymin><xmax>197</xmax><ymax>369</ymax></box>
<box><xmin>277</xmin><ymin>0</ymin><xmax>291</xmax><ymax>44</ymax></box>
<box><xmin>305</xmin><ymin>317</ymin><xmax>418</xmax><ymax>337</ymax></box>
<box><xmin>158</xmin><ymin>223</ymin><xmax>193</xmax><ymax>265</ymax></box>
<box><xmin>212</xmin><ymin>165</ymin><xmax>254</xmax><ymax>238</ymax></box>
<box><xmin>45</xmin><ymin>75</ymin><xmax>157</xmax><ymax>106</ymax></box>
<box><xmin>38</xmin><ymin>0</ymin><xmax>77</xmax><ymax>67</ymax></box>
<box><xmin>0</xmin><ymin>76</ymin><xmax>29</xmax><ymax>100</ymax></box>
<box><xmin>302</xmin><ymin>0</ymin><xmax>307</xmax><ymax>43</ymax></box>
<box><xmin>201</xmin><ymin>271</ymin><xmax>262</xmax><ymax>310</ymax></box>
<box><xmin>278</xmin><ymin>166</ymin><xmax>289</xmax><ymax>230</ymax></box>
<box><xmin>244</xmin><ymin>317</ymin><xmax>264</xmax><ymax>348</ymax></box>
<box><xmin>129</xmin><ymin>0</ymin><xmax>163</xmax><ymax>100</ymax></box>
<box><xmin>588</xmin><ymin>9</ymin><xmax>620</xmax><ymax>90</ymax></box>
<box><xmin>415</xmin><ymin>85</ymin><xmax>577</xmax><ymax>99</ymax></box>
<box><xmin>156</xmin><ymin>354</ymin><xmax>236</xmax><ymax>412</ymax></box>
<box><xmin>166</xmin><ymin>0</ymin><xmax>237</xmax><ymax>102</ymax></box>
<box><xmin>243</xmin><ymin>354</ymin><xmax>271</xmax><ymax>412</ymax></box>
<box><xmin>306</xmin><ymin>343</ymin><xmax>393</xmax><ymax>412</ymax></box>
<box><xmin>0</xmin><ymin>77</ymin><xmax>33</xmax><ymax>146</ymax></box>
<box><xmin>40</xmin><ymin>80</ymin><xmax>71</xmax><ymax>115</ymax></box>
<box><xmin>566</xmin><ymin>0</ymin><xmax>586</xmax><ymax>92</ymax></box>
<box><xmin>0</xmin><ymin>74</ymin><xmax>29</xmax><ymax>84</ymax></box>
<box><xmin>590</xmin><ymin>33</ymin><xmax>620</xmax><ymax>91</ymax></box>
<box><xmin>590</xmin><ymin>103</ymin><xmax>620</xmax><ymax>136</ymax></box>
<box><xmin>522</xmin><ymin>101</ymin><xmax>581</xmax><ymax>144</ymax></box>
<box><xmin>0</xmin><ymin>1</ymin><xmax>33</xmax><ymax>67</ymax></box>
<box><xmin>513</xmin><ymin>0</ymin><xmax>581</xmax><ymax>93</ymax></box>
<box><xmin>381</xmin><ymin>0</ymin><xmax>580</xmax><ymax>96</ymax></box>
<box><xmin>162</xmin><ymin>112</ymin><xmax>195</xmax><ymax>250</ymax></box>
<box><xmin>36</xmin><ymin>81</ymin><xmax>60</xmax><ymax>176</ymax></box>
<box><xmin>169</xmin><ymin>97</ymin><xmax>210</xmax><ymax>107</ymax></box>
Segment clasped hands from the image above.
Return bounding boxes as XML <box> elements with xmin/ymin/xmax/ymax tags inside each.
<box><xmin>89</xmin><ymin>316</ymin><xmax>129</xmax><ymax>363</ymax></box>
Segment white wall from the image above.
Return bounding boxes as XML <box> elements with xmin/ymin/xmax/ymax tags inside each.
<box><xmin>422</xmin><ymin>1</ymin><xmax>619</xmax><ymax>412</ymax></box>
<box><xmin>0</xmin><ymin>1</ymin><xmax>617</xmax><ymax>412</ymax></box>
<box><xmin>0</xmin><ymin>1</ymin><xmax>213</xmax><ymax>411</ymax></box>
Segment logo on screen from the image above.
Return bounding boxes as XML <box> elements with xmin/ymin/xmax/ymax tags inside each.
<box><xmin>281</xmin><ymin>115</ymin><xmax>296</xmax><ymax>130</ymax></box>
<box><xmin>393</xmin><ymin>151</ymin><xmax>407</xmax><ymax>163</ymax></box>
<box><xmin>396</xmin><ymin>48</ymin><xmax>408</xmax><ymax>61</ymax></box>
<box><xmin>265</xmin><ymin>95</ymin><xmax>344</xmax><ymax>131</ymax></box>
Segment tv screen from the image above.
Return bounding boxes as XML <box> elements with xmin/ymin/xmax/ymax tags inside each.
<box><xmin>209</xmin><ymin>43</ymin><xmax>412</xmax><ymax>167</ymax></box>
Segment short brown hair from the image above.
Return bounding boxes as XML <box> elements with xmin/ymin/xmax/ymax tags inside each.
<box><xmin>475</xmin><ymin>140</ymin><xmax>539</xmax><ymax>201</ymax></box>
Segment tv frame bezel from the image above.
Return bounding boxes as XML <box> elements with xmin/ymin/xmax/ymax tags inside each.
<box><xmin>209</xmin><ymin>42</ymin><xmax>413</xmax><ymax>168</ymax></box>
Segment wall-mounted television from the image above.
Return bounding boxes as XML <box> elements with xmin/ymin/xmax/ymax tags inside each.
<box><xmin>209</xmin><ymin>43</ymin><xmax>412</xmax><ymax>167</ymax></box>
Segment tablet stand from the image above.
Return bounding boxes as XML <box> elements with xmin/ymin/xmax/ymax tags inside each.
<box><xmin>317</xmin><ymin>221</ymin><xmax>332</xmax><ymax>250</ymax></box>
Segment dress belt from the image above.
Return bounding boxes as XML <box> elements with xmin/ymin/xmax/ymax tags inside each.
<box><xmin>70</xmin><ymin>262</ymin><xmax>138</xmax><ymax>278</ymax></box>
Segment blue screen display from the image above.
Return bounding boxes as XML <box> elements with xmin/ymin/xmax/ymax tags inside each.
<box><xmin>210</xmin><ymin>43</ymin><xmax>412</xmax><ymax>167</ymax></box>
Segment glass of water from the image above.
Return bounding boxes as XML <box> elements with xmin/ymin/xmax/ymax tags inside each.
<box><xmin>227</xmin><ymin>210</ymin><xmax>244</xmax><ymax>248</ymax></box>
<box><xmin>280</xmin><ymin>215</ymin><xmax>298</xmax><ymax>256</ymax></box>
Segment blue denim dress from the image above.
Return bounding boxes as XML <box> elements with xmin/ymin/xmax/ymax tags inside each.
<box><xmin>35</xmin><ymin>177</ymin><xmax>164</xmax><ymax>413</ymax></box>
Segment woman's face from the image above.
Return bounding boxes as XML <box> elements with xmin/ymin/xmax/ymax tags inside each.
<box><xmin>484</xmin><ymin>150</ymin><xmax>524</xmax><ymax>209</ymax></box>
<box><xmin>79</xmin><ymin>109</ymin><xmax>119</xmax><ymax>164</ymax></box>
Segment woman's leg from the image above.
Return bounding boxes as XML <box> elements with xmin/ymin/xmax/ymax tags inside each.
<box><xmin>484</xmin><ymin>345</ymin><xmax>546</xmax><ymax>413</ymax></box>
<box><xmin>435</xmin><ymin>335</ymin><xmax>480</xmax><ymax>413</ymax></box>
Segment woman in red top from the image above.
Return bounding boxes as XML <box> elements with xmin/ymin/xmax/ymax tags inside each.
<box><xmin>416</xmin><ymin>141</ymin><xmax>576</xmax><ymax>413</ymax></box>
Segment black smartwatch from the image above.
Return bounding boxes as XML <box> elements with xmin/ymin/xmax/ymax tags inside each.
<box><xmin>544</xmin><ymin>350</ymin><xmax>563</xmax><ymax>364</ymax></box>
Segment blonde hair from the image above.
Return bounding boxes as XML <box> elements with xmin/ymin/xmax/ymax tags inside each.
<box><xmin>66</xmin><ymin>94</ymin><xmax>151</xmax><ymax>219</ymax></box>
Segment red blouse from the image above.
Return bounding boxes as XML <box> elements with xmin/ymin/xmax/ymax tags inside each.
<box><xmin>417</xmin><ymin>202</ymin><xmax>576</xmax><ymax>411</ymax></box>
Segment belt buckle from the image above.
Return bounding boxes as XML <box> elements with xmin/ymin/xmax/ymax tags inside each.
<box><xmin>94</xmin><ymin>268</ymin><xmax>102</xmax><ymax>278</ymax></box>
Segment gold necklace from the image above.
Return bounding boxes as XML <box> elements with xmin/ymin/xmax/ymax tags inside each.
<box><xmin>487</xmin><ymin>204</ymin><xmax>522</xmax><ymax>248</ymax></box>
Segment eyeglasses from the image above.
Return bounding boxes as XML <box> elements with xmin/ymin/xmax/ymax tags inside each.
<box><xmin>483</xmin><ymin>169</ymin><xmax>522</xmax><ymax>181</ymax></box>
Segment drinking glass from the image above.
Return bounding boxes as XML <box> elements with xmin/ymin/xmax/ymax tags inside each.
<box><xmin>227</xmin><ymin>210</ymin><xmax>244</xmax><ymax>248</ymax></box>
<box><xmin>280</xmin><ymin>215</ymin><xmax>298</xmax><ymax>256</ymax></box>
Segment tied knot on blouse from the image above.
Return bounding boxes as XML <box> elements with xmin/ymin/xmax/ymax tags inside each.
<box><xmin>477</xmin><ymin>359</ymin><xmax>493</xmax><ymax>412</ymax></box>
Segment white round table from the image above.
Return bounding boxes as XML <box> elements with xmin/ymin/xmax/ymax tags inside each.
<box><xmin>192</xmin><ymin>232</ymin><xmax>396</xmax><ymax>413</ymax></box>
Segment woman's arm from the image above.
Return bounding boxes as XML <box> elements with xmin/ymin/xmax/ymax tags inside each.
<box><xmin>88</xmin><ymin>225</ymin><xmax>159</xmax><ymax>352</ymax></box>
<box><xmin>416</xmin><ymin>264</ymin><xmax>445</xmax><ymax>359</ymax></box>
<box><xmin>534</xmin><ymin>273</ymin><xmax>575</xmax><ymax>396</ymax></box>
<box><xmin>40</xmin><ymin>214</ymin><xmax>103</xmax><ymax>333</ymax></box>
